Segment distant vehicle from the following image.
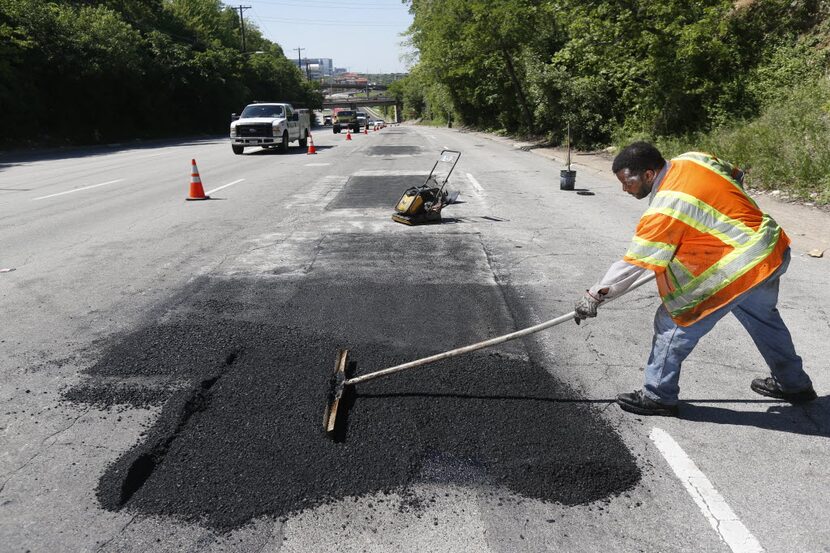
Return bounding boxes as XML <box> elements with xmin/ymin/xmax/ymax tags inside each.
<box><xmin>356</xmin><ymin>111</ymin><xmax>368</xmax><ymax>128</ymax></box>
<box><xmin>332</xmin><ymin>109</ymin><xmax>359</xmax><ymax>133</ymax></box>
<box><xmin>229</xmin><ymin>102</ymin><xmax>310</xmax><ymax>155</ymax></box>
<box><xmin>323</xmin><ymin>115</ymin><xmax>332</xmax><ymax>126</ymax></box>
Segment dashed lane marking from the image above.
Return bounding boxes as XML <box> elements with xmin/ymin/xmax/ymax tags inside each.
<box><xmin>305</xmin><ymin>163</ymin><xmax>331</xmax><ymax>167</ymax></box>
<box><xmin>205</xmin><ymin>179</ymin><xmax>245</xmax><ymax>196</ymax></box>
<box><xmin>33</xmin><ymin>179</ymin><xmax>125</xmax><ymax>200</ymax></box>
<box><xmin>650</xmin><ymin>427</ymin><xmax>764</xmax><ymax>553</ymax></box>
<box><xmin>466</xmin><ymin>173</ymin><xmax>485</xmax><ymax>195</ymax></box>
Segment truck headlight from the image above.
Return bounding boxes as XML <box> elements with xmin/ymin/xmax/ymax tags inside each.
<box><xmin>230</xmin><ymin>125</ymin><xmax>237</xmax><ymax>137</ymax></box>
<box><xmin>272</xmin><ymin>124</ymin><xmax>281</xmax><ymax>137</ymax></box>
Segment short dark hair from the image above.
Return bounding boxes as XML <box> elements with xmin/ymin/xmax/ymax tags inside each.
<box><xmin>612</xmin><ymin>142</ymin><xmax>666</xmax><ymax>174</ymax></box>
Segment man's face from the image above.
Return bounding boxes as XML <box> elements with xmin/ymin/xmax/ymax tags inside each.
<box><xmin>615</xmin><ymin>168</ymin><xmax>655</xmax><ymax>200</ymax></box>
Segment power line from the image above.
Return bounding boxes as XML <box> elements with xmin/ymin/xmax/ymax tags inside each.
<box><xmin>248</xmin><ymin>0</ymin><xmax>403</xmax><ymax>9</ymax></box>
<box><xmin>254</xmin><ymin>16</ymin><xmax>403</xmax><ymax>27</ymax></box>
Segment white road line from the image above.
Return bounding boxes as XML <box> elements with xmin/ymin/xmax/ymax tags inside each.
<box><xmin>305</xmin><ymin>163</ymin><xmax>331</xmax><ymax>167</ymax></box>
<box><xmin>33</xmin><ymin>179</ymin><xmax>125</xmax><ymax>200</ymax></box>
<box><xmin>650</xmin><ymin>428</ymin><xmax>764</xmax><ymax>553</ymax></box>
<box><xmin>205</xmin><ymin>178</ymin><xmax>245</xmax><ymax>196</ymax></box>
<box><xmin>466</xmin><ymin>173</ymin><xmax>485</xmax><ymax>194</ymax></box>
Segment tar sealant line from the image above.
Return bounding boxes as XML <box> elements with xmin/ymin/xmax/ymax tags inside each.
<box><xmin>466</xmin><ymin>173</ymin><xmax>485</xmax><ymax>195</ymax></box>
<box><xmin>650</xmin><ymin>428</ymin><xmax>764</xmax><ymax>553</ymax></box>
<box><xmin>205</xmin><ymin>178</ymin><xmax>245</xmax><ymax>196</ymax></box>
<box><xmin>32</xmin><ymin>179</ymin><xmax>124</xmax><ymax>200</ymax></box>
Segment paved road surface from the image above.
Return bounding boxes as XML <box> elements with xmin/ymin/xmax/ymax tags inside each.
<box><xmin>1</xmin><ymin>126</ymin><xmax>828</xmax><ymax>552</ymax></box>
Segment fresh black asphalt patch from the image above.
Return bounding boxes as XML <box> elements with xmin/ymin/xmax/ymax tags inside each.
<box><xmin>66</xmin><ymin>235</ymin><xmax>641</xmax><ymax>531</ymax></box>
<box><xmin>327</xmin><ymin>175</ymin><xmax>427</xmax><ymax>209</ymax></box>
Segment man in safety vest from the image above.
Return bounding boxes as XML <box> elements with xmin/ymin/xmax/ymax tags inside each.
<box><xmin>574</xmin><ymin>141</ymin><xmax>816</xmax><ymax>416</ymax></box>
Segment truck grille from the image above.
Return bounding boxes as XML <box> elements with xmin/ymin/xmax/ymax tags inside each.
<box><xmin>236</xmin><ymin>124</ymin><xmax>272</xmax><ymax>137</ymax></box>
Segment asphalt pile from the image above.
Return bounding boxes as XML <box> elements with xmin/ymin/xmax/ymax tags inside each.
<box><xmin>67</xmin><ymin>276</ymin><xmax>640</xmax><ymax>531</ymax></box>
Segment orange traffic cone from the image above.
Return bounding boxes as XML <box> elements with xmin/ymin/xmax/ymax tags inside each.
<box><xmin>307</xmin><ymin>133</ymin><xmax>317</xmax><ymax>154</ymax></box>
<box><xmin>363</xmin><ymin>125</ymin><xmax>368</xmax><ymax>135</ymax></box>
<box><xmin>346</xmin><ymin>130</ymin><xmax>352</xmax><ymax>141</ymax></box>
<box><xmin>186</xmin><ymin>159</ymin><xmax>210</xmax><ymax>201</ymax></box>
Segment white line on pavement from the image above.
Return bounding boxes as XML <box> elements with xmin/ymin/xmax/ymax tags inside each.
<box><xmin>466</xmin><ymin>173</ymin><xmax>485</xmax><ymax>195</ymax></box>
<box><xmin>205</xmin><ymin>179</ymin><xmax>245</xmax><ymax>196</ymax></box>
<box><xmin>650</xmin><ymin>428</ymin><xmax>764</xmax><ymax>553</ymax></box>
<box><xmin>33</xmin><ymin>179</ymin><xmax>125</xmax><ymax>201</ymax></box>
<box><xmin>305</xmin><ymin>163</ymin><xmax>331</xmax><ymax>167</ymax></box>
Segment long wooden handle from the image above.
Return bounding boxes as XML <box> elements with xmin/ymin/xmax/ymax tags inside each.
<box><xmin>345</xmin><ymin>272</ymin><xmax>656</xmax><ymax>386</ymax></box>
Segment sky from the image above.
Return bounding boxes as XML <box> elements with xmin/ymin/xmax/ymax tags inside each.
<box><xmin>240</xmin><ymin>0</ymin><xmax>416</xmax><ymax>74</ymax></box>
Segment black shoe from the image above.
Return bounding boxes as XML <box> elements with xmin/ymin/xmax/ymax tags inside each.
<box><xmin>616</xmin><ymin>390</ymin><xmax>679</xmax><ymax>417</ymax></box>
<box><xmin>750</xmin><ymin>377</ymin><xmax>817</xmax><ymax>403</ymax></box>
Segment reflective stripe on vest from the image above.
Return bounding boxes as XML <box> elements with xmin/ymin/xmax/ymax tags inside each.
<box><xmin>667</xmin><ymin>258</ymin><xmax>695</xmax><ymax>290</ymax></box>
<box><xmin>674</xmin><ymin>152</ymin><xmax>760</xmax><ymax>209</ymax></box>
<box><xmin>646</xmin><ymin>190</ymin><xmax>755</xmax><ymax>248</ymax></box>
<box><xmin>663</xmin><ymin>214</ymin><xmax>781</xmax><ymax>317</ymax></box>
<box><xmin>625</xmin><ymin>236</ymin><xmax>675</xmax><ymax>268</ymax></box>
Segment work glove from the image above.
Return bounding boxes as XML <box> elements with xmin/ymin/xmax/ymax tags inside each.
<box><xmin>574</xmin><ymin>289</ymin><xmax>605</xmax><ymax>325</ymax></box>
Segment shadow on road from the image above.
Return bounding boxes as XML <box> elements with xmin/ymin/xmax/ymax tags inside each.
<box><xmin>680</xmin><ymin>395</ymin><xmax>830</xmax><ymax>437</ymax></box>
<box><xmin>0</xmin><ymin>136</ymin><xmax>226</xmax><ymax>172</ymax></box>
<box><xmin>361</xmin><ymin>392</ymin><xmax>830</xmax><ymax>437</ymax></box>
<box><xmin>244</xmin><ymin>144</ymin><xmax>335</xmax><ymax>156</ymax></box>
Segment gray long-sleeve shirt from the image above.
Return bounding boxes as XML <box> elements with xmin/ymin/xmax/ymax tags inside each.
<box><xmin>589</xmin><ymin>162</ymin><xmax>671</xmax><ymax>300</ymax></box>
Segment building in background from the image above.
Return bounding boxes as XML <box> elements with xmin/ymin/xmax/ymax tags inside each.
<box><xmin>292</xmin><ymin>58</ymin><xmax>333</xmax><ymax>79</ymax></box>
<box><xmin>333</xmin><ymin>72</ymin><xmax>368</xmax><ymax>87</ymax></box>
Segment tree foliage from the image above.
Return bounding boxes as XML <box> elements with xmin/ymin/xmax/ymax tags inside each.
<box><xmin>404</xmin><ymin>0</ymin><xmax>829</xmax><ymax>148</ymax></box>
<box><xmin>0</xmin><ymin>0</ymin><xmax>322</xmax><ymax>145</ymax></box>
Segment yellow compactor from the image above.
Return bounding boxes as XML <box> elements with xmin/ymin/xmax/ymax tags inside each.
<box><xmin>392</xmin><ymin>150</ymin><xmax>461</xmax><ymax>226</ymax></box>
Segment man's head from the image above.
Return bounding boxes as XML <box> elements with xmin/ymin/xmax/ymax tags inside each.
<box><xmin>611</xmin><ymin>142</ymin><xmax>666</xmax><ymax>199</ymax></box>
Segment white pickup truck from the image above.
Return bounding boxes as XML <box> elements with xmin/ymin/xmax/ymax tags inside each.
<box><xmin>230</xmin><ymin>102</ymin><xmax>310</xmax><ymax>155</ymax></box>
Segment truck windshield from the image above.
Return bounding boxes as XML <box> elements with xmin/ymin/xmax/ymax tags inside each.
<box><xmin>241</xmin><ymin>105</ymin><xmax>284</xmax><ymax>118</ymax></box>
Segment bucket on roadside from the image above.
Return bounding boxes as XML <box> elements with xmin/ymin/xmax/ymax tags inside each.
<box><xmin>560</xmin><ymin>122</ymin><xmax>576</xmax><ymax>190</ymax></box>
<box><xmin>560</xmin><ymin>169</ymin><xmax>576</xmax><ymax>190</ymax></box>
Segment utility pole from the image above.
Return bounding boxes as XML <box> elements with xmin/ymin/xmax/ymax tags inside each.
<box><xmin>294</xmin><ymin>47</ymin><xmax>305</xmax><ymax>77</ymax></box>
<box><xmin>236</xmin><ymin>5</ymin><xmax>251</xmax><ymax>52</ymax></box>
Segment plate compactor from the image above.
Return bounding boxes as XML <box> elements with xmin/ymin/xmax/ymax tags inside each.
<box><xmin>392</xmin><ymin>150</ymin><xmax>461</xmax><ymax>225</ymax></box>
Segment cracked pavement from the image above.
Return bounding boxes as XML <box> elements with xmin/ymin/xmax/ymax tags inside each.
<box><xmin>1</xmin><ymin>128</ymin><xmax>829</xmax><ymax>552</ymax></box>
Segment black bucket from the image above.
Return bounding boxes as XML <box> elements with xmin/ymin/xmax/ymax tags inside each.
<box><xmin>560</xmin><ymin>169</ymin><xmax>576</xmax><ymax>190</ymax></box>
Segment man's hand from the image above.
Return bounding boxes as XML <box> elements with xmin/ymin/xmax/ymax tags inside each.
<box><xmin>574</xmin><ymin>290</ymin><xmax>605</xmax><ymax>325</ymax></box>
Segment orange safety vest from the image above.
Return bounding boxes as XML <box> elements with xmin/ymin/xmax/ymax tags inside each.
<box><xmin>623</xmin><ymin>152</ymin><xmax>790</xmax><ymax>326</ymax></box>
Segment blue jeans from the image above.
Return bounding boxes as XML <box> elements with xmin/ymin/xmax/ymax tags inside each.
<box><xmin>643</xmin><ymin>249</ymin><xmax>812</xmax><ymax>405</ymax></box>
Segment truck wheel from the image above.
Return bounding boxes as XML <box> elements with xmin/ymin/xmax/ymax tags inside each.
<box><xmin>333</xmin><ymin>125</ymin><xmax>340</xmax><ymax>134</ymax></box>
<box><xmin>299</xmin><ymin>132</ymin><xmax>308</xmax><ymax>148</ymax></box>
<box><xmin>278</xmin><ymin>132</ymin><xmax>289</xmax><ymax>153</ymax></box>
<box><xmin>232</xmin><ymin>145</ymin><xmax>244</xmax><ymax>155</ymax></box>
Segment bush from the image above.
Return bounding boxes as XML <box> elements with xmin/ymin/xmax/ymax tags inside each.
<box><xmin>616</xmin><ymin>78</ymin><xmax>830</xmax><ymax>205</ymax></box>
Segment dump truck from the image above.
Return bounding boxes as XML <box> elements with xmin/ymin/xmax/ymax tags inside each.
<box><xmin>332</xmin><ymin>108</ymin><xmax>359</xmax><ymax>134</ymax></box>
